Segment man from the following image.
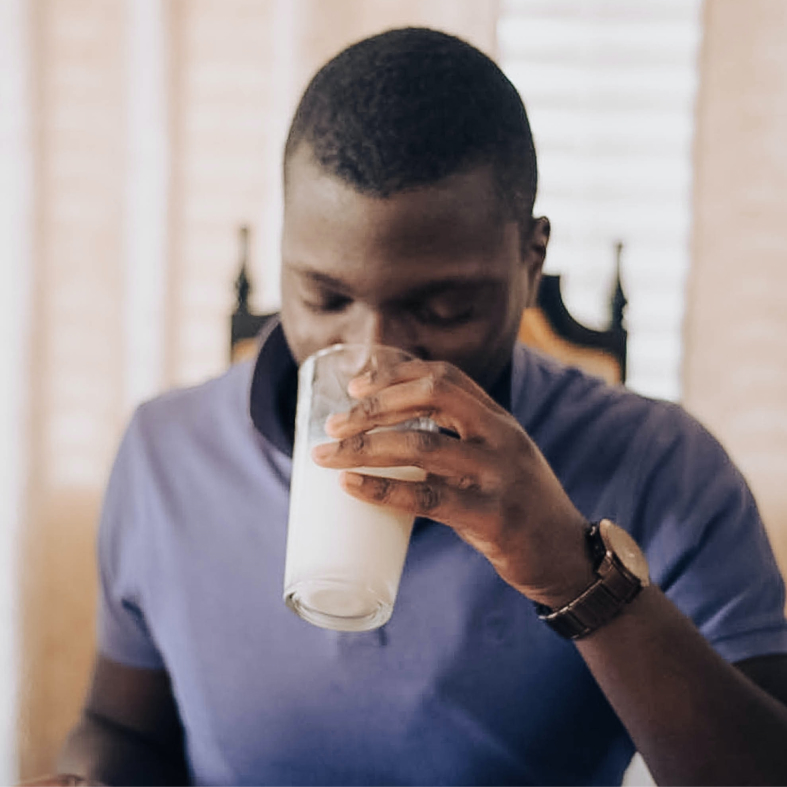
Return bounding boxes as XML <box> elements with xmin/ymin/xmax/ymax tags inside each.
<box><xmin>59</xmin><ymin>27</ymin><xmax>787</xmax><ymax>785</ymax></box>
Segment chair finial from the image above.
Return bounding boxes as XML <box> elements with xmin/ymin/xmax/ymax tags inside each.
<box><xmin>611</xmin><ymin>240</ymin><xmax>627</xmax><ymax>330</ymax></box>
<box><xmin>235</xmin><ymin>226</ymin><xmax>251</xmax><ymax>312</ymax></box>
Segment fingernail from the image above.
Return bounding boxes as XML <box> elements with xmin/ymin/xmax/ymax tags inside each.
<box><xmin>341</xmin><ymin>471</ymin><xmax>363</xmax><ymax>488</ymax></box>
<box><xmin>311</xmin><ymin>443</ymin><xmax>333</xmax><ymax>461</ymax></box>
<box><xmin>348</xmin><ymin>372</ymin><xmax>372</xmax><ymax>394</ymax></box>
<box><xmin>325</xmin><ymin>413</ymin><xmax>346</xmax><ymax>434</ymax></box>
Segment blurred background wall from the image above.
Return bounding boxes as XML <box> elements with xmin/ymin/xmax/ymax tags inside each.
<box><xmin>682</xmin><ymin>0</ymin><xmax>787</xmax><ymax>592</ymax></box>
<box><xmin>0</xmin><ymin>0</ymin><xmax>786</xmax><ymax>782</ymax></box>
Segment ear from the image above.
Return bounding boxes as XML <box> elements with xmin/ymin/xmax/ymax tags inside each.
<box><xmin>519</xmin><ymin>216</ymin><xmax>550</xmax><ymax>308</ymax></box>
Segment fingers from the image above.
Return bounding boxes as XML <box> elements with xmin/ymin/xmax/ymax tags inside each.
<box><xmin>312</xmin><ymin>427</ymin><xmax>494</xmax><ymax>490</ymax></box>
<box><xmin>311</xmin><ymin>357</ymin><xmax>523</xmax><ymax>548</ymax></box>
<box><xmin>340</xmin><ymin>470</ymin><xmax>491</xmax><ymax>523</ymax></box>
<box><xmin>327</xmin><ymin>364</ymin><xmax>501</xmax><ymax>442</ymax></box>
<box><xmin>348</xmin><ymin>359</ymin><xmax>506</xmax><ymax>416</ymax></box>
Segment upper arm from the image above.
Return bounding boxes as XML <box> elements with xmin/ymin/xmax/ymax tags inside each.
<box><xmin>59</xmin><ymin>654</ymin><xmax>188</xmax><ymax>785</ymax></box>
<box><xmin>735</xmin><ymin>653</ymin><xmax>787</xmax><ymax>708</ymax></box>
<box><xmin>83</xmin><ymin>654</ymin><xmax>183</xmax><ymax>748</ymax></box>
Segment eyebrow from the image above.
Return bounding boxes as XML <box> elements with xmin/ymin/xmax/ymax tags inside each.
<box><xmin>295</xmin><ymin>269</ymin><xmax>352</xmax><ymax>292</ymax></box>
<box><xmin>292</xmin><ymin>266</ymin><xmax>500</xmax><ymax>298</ymax></box>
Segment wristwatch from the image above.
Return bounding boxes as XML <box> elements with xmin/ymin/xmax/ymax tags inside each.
<box><xmin>535</xmin><ymin>519</ymin><xmax>650</xmax><ymax>640</ymax></box>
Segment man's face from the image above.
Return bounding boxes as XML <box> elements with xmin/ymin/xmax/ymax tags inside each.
<box><xmin>280</xmin><ymin>146</ymin><xmax>548</xmax><ymax>391</ymax></box>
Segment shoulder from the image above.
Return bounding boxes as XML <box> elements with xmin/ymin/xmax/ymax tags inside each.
<box><xmin>512</xmin><ymin>345</ymin><xmax>749</xmax><ymax>533</ymax></box>
<box><xmin>512</xmin><ymin>343</ymin><xmax>701</xmax><ymax>455</ymax></box>
<box><xmin>103</xmin><ymin>361</ymin><xmax>258</xmax><ymax>513</ymax></box>
<box><xmin>99</xmin><ymin>361</ymin><xmax>258</xmax><ymax>564</ymax></box>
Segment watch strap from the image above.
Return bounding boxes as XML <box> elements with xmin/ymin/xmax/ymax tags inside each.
<box><xmin>536</xmin><ymin>521</ymin><xmax>645</xmax><ymax>640</ymax></box>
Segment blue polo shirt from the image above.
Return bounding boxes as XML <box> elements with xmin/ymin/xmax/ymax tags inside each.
<box><xmin>97</xmin><ymin>318</ymin><xmax>787</xmax><ymax>785</ymax></box>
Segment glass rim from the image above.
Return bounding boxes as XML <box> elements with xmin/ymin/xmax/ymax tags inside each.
<box><xmin>305</xmin><ymin>342</ymin><xmax>417</xmax><ymax>365</ymax></box>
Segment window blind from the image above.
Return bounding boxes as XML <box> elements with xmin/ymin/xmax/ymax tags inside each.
<box><xmin>498</xmin><ymin>0</ymin><xmax>704</xmax><ymax>400</ymax></box>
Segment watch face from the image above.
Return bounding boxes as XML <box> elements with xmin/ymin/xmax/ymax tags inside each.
<box><xmin>600</xmin><ymin>520</ymin><xmax>650</xmax><ymax>585</ymax></box>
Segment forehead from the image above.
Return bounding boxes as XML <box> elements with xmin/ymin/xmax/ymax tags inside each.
<box><xmin>282</xmin><ymin>148</ymin><xmax>518</xmax><ymax>289</ymax></box>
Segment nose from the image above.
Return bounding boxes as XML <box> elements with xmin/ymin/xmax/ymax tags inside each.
<box><xmin>350</xmin><ymin>306</ymin><xmax>408</xmax><ymax>351</ymax></box>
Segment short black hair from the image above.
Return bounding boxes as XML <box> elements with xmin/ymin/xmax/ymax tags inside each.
<box><xmin>284</xmin><ymin>27</ymin><xmax>538</xmax><ymax>218</ymax></box>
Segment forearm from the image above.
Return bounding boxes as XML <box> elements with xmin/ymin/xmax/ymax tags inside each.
<box><xmin>58</xmin><ymin>712</ymin><xmax>189</xmax><ymax>786</ymax></box>
<box><xmin>577</xmin><ymin>585</ymin><xmax>787</xmax><ymax>786</ymax></box>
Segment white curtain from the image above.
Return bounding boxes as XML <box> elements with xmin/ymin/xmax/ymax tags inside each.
<box><xmin>498</xmin><ymin>0</ymin><xmax>704</xmax><ymax>401</ymax></box>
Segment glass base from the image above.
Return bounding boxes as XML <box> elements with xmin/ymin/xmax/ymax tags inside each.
<box><xmin>284</xmin><ymin>578</ymin><xmax>392</xmax><ymax>632</ymax></box>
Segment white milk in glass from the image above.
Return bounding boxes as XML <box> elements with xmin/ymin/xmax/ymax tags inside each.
<box><xmin>283</xmin><ymin>344</ymin><xmax>431</xmax><ymax>632</ymax></box>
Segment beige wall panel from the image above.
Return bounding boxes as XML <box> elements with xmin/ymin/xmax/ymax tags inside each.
<box><xmin>19</xmin><ymin>0</ymin><xmax>126</xmax><ymax>779</ymax></box>
<box><xmin>683</xmin><ymin>0</ymin><xmax>787</xmax><ymax>579</ymax></box>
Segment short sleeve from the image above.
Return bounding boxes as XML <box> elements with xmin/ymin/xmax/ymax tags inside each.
<box><xmin>96</xmin><ymin>409</ymin><xmax>165</xmax><ymax>669</ymax></box>
<box><xmin>631</xmin><ymin>406</ymin><xmax>787</xmax><ymax>664</ymax></box>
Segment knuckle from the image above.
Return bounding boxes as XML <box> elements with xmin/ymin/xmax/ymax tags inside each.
<box><xmin>420</xmin><ymin>370</ymin><xmax>449</xmax><ymax>400</ymax></box>
<box><xmin>435</xmin><ymin>361</ymin><xmax>452</xmax><ymax>378</ymax></box>
<box><xmin>343</xmin><ymin>432</ymin><xmax>367</xmax><ymax>454</ymax></box>
<box><xmin>434</xmin><ymin>362</ymin><xmax>454</xmax><ymax>386</ymax></box>
<box><xmin>419</xmin><ymin>374</ymin><xmax>437</xmax><ymax>398</ymax></box>
<box><xmin>456</xmin><ymin>474</ymin><xmax>481</xmax><ymax>493</ymax></box>
<box><xmin>415</xmin><ymin>483</ymin><xmax>441</xmax><ymax>512</ymax></box>
<box><xmin>359</xmin><ymin>396</ymin><xmax>380</xmax><ymax>418</ymax></box>
<box><xmin>368</xmin><ymin>475</ymin><xmax>394</xmax><ymax>502</ymax></box>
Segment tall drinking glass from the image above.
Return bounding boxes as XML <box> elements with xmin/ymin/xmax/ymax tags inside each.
<box><xmin>283</xmin><ymin>343</ymin><xmax>434</xmax><ymax>632</ymax></box>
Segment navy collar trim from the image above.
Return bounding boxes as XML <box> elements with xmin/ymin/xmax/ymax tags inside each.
<box><xmin>249</xmin><ymin>316</ymin><xmax>298</xmax><ymax>457</ymax></box>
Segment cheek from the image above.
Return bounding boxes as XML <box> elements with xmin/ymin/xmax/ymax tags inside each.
<box><xmin>421</xmin><ymin>324</ymin><xmax>507</xmax><ymax>375</ymax></box>
<box><xmin>280</xmin><ymin>297</ymin><xmax>317</xmax><ymax>367</ymax></box>
<box><xmin>281</xmin><ymin>299</ymin><xmax>347</xmax><ymax>367</ymax></box>
<box><xmin>436</xmin><ymin>307</ymin><xmax>520</xmax><ymax>386</ymax></box>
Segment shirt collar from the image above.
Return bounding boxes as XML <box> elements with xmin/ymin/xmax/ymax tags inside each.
<box><xmin>249</xmin><ymin>316</ymin><xmax>513</xmax><ymax>457</ymax></box>
<box><xmin>249</xmin><ymin>316</ymin><xmax>298</xmax><ymax>457</ymax></box>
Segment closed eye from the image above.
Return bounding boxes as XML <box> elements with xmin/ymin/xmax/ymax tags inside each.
<box><xmin>303</xmin><ymin>293</ymin><xmax>352</xmax><ymax>313</ymax></box>
<box><xmin>413</xmin><ymin>304</ymin><xmax>475</xmax><ymax>327</ymax></box>
<box><xmin>410</xmin><ymin>291</ymin><xmax>477</xmax><ymax>327</ymax></box>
